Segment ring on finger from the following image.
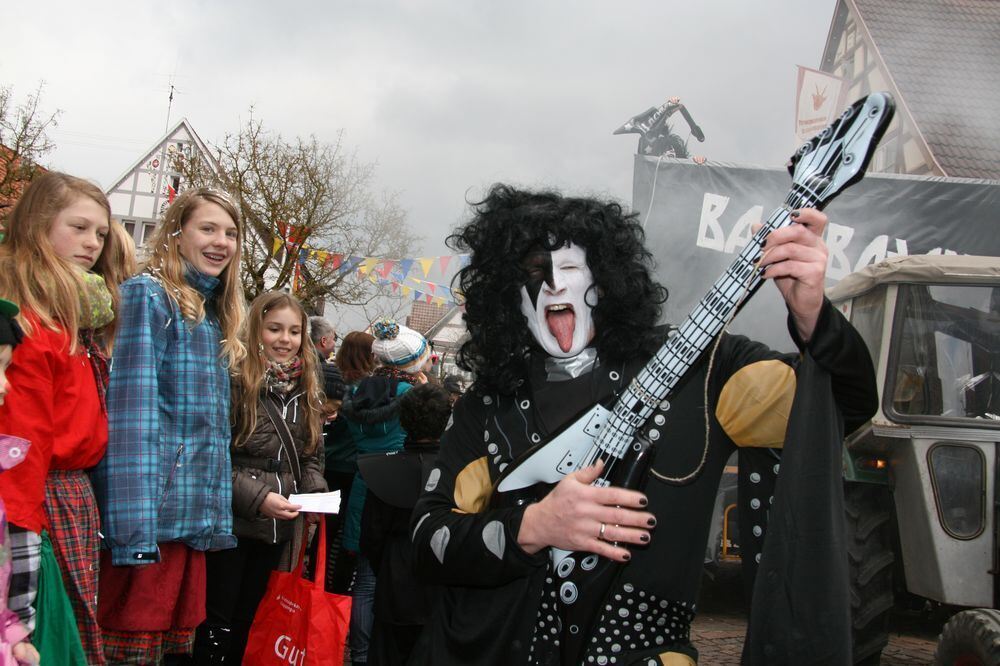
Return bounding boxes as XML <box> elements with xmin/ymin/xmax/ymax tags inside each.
<box><xmin>599</xmin><ymin>522</ymin><xmax>607</xmax><ymax>540</ymax></box>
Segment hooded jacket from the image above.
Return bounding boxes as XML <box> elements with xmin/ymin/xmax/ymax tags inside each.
<box><xmin>340</xmin><ymin>375</ymin><xmax>413</xmax><ymax>552</ymax></box>
<box><xmin>230</xmin><ymin>385</ymin><xmax>327</xmax><ymax>544</ymax></box>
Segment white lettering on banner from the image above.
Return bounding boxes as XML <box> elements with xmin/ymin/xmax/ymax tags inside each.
<box><xmin>825</xmin><ymin>222</ymin><xmax>855</xmax><ymax>280</ymax></box>
<box><xmin>693</xmin><ymin>192</ymin><xmax>959</xmax><ymax>279</ymax></box>
<box><xmin>723</xmin><ymin>205</ymin><xmax>762</xmax><ymax>254</ymax></box>
<box><xmin>274</xmin><ymin>634</ymin><xmax>306</xmax><ymax>666</ymax></box>
<box><xmin>696</xmin><ymin>193</ymin><xmax>729</xmax><ymax>251</ymax></box>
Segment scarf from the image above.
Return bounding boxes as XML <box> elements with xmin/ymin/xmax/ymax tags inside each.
<box><xmin>265</xmin><ymin>356</ymin><xmax>304</xmax><ymax>394</ymax></box>
<box><xmin>373</xmin><ymin>364</ymin><xmax>421</xmax><ymax>385</ymax></box>
<box><xmin>78</xmin><ymin>272</ymin><xmax>114</xmax><ymax>414</ymax></box>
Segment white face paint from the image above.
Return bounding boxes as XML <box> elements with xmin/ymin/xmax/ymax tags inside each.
<box><xmin>518</xmin><ymin>243</ymin><xmax>597</xmax><ymax>358</ymax></box>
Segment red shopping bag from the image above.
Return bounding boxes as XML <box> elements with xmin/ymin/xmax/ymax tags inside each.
<box><xmin>244</xmin><ymin>520</ymin><xmax>351</xmax><ymax>666</ymax></box>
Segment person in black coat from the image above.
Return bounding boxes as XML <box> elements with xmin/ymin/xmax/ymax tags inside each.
<box><xmin>358</xmin><ymin>383</ymin><xmax>453</xmax><ymax>666</ymax></box>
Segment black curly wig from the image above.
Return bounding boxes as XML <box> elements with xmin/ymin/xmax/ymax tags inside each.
<box><xmin>448</xmin><ymin>184</ymin><xmax>669</xmax><ymax>395</ymax></box>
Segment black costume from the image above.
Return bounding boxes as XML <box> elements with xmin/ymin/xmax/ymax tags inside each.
<box><xmin>410</xmin><ymin>300</ymin><xmax>876</xmax><ymax>665</ymax></box>
<box><xmin>358</xmin><ymin>441</ymin><xmax>440</xmax><ymax>666</ymax></box>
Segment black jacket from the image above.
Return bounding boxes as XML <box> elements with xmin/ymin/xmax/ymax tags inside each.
<box><xmin>408</xmin><ymin>301</ymin><xmax>877</xmax><ymax>665</ymax></box>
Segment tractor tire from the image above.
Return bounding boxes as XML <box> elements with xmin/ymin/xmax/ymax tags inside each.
<box><xmin>844</xmin><ymin>481</ymin><xmax>895</xmax><ymax>665</ymax></box>
<box><xmin>934</xmin><ymin>609</ymin><xmax>1000</xmax><ymax>666</ymax></box>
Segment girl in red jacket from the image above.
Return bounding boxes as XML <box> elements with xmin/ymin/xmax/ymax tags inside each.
<box><xmin>0</xmin><ymin>172</ymin><xmax>119</xmax><ymax>664</ymax></box>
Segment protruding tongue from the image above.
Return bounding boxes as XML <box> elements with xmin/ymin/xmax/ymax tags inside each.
<box><xmin>546</xmin><ymin>309</ymin><xmax>576</xmax><ymax>353</ymax></box>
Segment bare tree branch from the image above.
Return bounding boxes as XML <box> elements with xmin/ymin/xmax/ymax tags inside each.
<box><xmin>174</xmin><ymin>111</ymin><xmax>420</xmax><ymax>313</ymax></box>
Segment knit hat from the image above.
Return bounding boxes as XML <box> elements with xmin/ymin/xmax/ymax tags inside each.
<box><xmin>371</xmin><ymin>318</ymin><xmax>431</xmax><ymax>374</ymax></box>
<box><xmin>0</xmin><ymin>298</ymin><xmax>24</xmax><ymax>348</ymax></box>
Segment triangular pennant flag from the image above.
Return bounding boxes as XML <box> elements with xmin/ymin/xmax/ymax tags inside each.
<box><xmin>402</xmin><ymin>286</ymin><xmax>411</xmax><ymax>297</ymax></box>
<box><xmin>426</xmin><ymin>283</ymin><xmax>436</xmax><ymax>296</ymax></box>
<box><xmin>418</xmin><ymin>257</ymin><xmax>434</xmax><ymax>277</ymax></box>
<box><xmin>391</xmin><ymin>282</ymin><xmax>399</xmax><ymax>294</ymax></box>
<box><xmin>397</xmin><ymin>259</ymin><xmax>414</xmax><ymax>278</ymax></box>
<box><xmin>298</xmin><ymin>249</ymin><xmax>308</xmax><ymax>266</ymax></box>
<box><xmin>377</xmin><ymin>260</ymin><xmax>396</xmax><ymax>279</ymax></box>
<box><xmin>340</xmin><ymin>256</ymin><xmax>363</xmax><ymax>274</ymax></box>
<box><xmin>358</xmin><ymin>257</ymin><xmax>379</xmax><ymax>276</ymax></box>
<box><xmin>412</xmin><ymin>290</ymin><xmax>422</xmax><ymax>302</ymax></box>
<box><xmin>331</xmin><ymin>253</ymin><xmax>344</xmax><ymax>270</ymax></box>
<box><xmin>273</xmin><ymin>237</ymin><xmax>282</xmax><ymax>255</ymax></box>
<box><xmin>425</xmin><ymin>294</ymin><xmax>433</xmax><ymax>304</ymax></box>
<box><xmin>439</xmin><ymin>255</ymin><xmax>452</xmax><ymax>274</ymax></box>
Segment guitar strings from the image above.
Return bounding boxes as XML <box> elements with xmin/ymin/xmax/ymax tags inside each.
<box><xmin>650</xmin><ymin>196</ymin><xmax>800</xmax><ymax>485</ymax></box>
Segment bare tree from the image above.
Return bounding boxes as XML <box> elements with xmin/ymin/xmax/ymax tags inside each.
<box><xmin>175</xmin><ymin>111</ymin><xmax>419</xmax><ymax>313</ymax></box>
<box><xmin>0</xmin><ymin>83</ymin><xmax>59</xmax><ymax>223</ymax></box>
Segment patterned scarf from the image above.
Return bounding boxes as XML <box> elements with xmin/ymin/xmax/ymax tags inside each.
<box><xmin>78</xmin><ymin>272</ymin><xmax>114</xmax><ymax>414</ymax></box>
<box><xmin>265</xmin><ymin>356</ymin><xmax>304</xmax><ymax>394</ymax></box>
<box><xmin>373</xmin><ymin>364</ymin><xmax>421</xmax><ymax>385</ymax></box>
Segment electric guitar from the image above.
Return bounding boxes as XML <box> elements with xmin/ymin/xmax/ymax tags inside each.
<box><xmin>492</xmin><ymin>92</ymin><xmax>895</xmax><ymax>662</ymax></box>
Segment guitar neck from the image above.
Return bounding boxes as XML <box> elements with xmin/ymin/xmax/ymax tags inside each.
<box><xmin>594</xmin><ymin>186</ymin><xmax>816</xmax><ymax>458</ymax></box>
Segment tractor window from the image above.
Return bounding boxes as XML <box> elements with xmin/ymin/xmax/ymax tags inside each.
<box><xmin>848</xmin><ymin>287</ymin><xmax>885</xmax><ymax>364</ymax></box>
<box><xmin>889</xmin><ymin>284</ymin><xmax>1000</xmax><ymax>424</ymax></box>
<box><xmin>928</xmin><ymin>444</ymin><xmax>985</xmax><ymax>539</ymax></box>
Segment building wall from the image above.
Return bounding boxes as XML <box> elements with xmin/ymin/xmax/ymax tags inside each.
<box><xmin>106</xmin><ymin>123</ymin><xmax>204</xmax><ymax>250</ymax></box>
<box><xmin>823</xmin><ymin>1</ymin><xmax>940</xmax><ymax>177</ymax></box>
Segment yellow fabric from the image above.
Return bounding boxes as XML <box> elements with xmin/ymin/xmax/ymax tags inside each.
<box><xmin>715</xmin><ymin>359</ymin><xmax>796</xmax><ymax>448</ymax></box>
<box><xmin>658</xmin><ymin>651</ymin><xmax>697</xmax><ymax>665</ymax></box>
<box><xmin>453</xmin><ymin>456</ymin><xmax>492</xmax><ymax>514</ymax></box>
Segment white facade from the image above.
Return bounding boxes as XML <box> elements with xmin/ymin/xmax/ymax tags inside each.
<box><xmin>105</xmin><ymin>118</ymin><xmax>215</xmax><ymax>248</ymax></box>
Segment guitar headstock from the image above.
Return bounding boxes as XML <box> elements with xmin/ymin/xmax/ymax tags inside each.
<box><xmin>787</xmin><ymin>92</ymin><xmax>895</xmax><ymax>209</ymax></box>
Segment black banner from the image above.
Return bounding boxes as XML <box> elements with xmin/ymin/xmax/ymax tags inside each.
<box><xmin>633</xmin><ymin>157</ymin><xmax>1000</xmax><ymax>348</ymax></box>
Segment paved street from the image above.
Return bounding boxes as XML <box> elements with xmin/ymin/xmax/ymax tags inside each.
<box><xmin>691</xmin><ymin>565</ymin><xmax>940</xmax><ymax>664</ymax></box>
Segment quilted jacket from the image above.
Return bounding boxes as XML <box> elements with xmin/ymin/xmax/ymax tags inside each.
<box><xmin>230</xmin><ymin>385</ymin><xmax>327</xmax><ymax>544</ymax></box>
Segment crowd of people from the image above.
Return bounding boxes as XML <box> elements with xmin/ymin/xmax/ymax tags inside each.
<box><xmin>0</xmin><ymin>172</ymin><xmax>464</xmax><ymax>665</ymax></box>
<box><xmin>0</xmin><ymin>169</ymin><xmax>877</xmax><ymax>666</ymax></box>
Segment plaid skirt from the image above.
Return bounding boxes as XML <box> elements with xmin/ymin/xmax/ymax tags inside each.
<box><xmin>98</xmin><ymin>543</ymin><xmax>206</xmax><ymax>664</ymax></box>
<box><xmin>6</xmin><ymin>525</ymin><xmax>41</xmax><ymax>633</ymax></box>
<box><xmin>44</xmin><ymin>469</ymin><xmax>105</xmax><ymax>665</ymax></box>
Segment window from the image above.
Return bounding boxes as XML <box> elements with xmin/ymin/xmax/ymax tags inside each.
<box><xmin>141</xmin><ymin>223</ymin><xmax>157</xmax><ymax>245</ymax></box>
<box><xmin>928</xmin><ymin>444</ymin><xmax>985</xmax><ymax>539</ymax></box>
<box><xmin>123</xmin><ymin>220</ymin><xmax>136</xmax><ymax>239</ymax></box>
<box><xmin>888</xmin><ymin>284</ymin><xmax>1000</xmax><ymax>424</ymax></box>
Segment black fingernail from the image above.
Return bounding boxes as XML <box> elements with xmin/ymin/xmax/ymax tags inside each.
<box><xmin>647</xmin><ymin>517</ymin><xmax>657</xmax><ymax>527</ymax></box>
<box><xmin>622</xmin><ymin>552</ymin><xmax>631</xmax><ymax>561</ymax></box>
<box><xmin>640</xmin><ymin>533</ymin><xmax>650</xmax><ymax>543</ymax></box>
<box><xmin>790</xmin><ymin>209</ymin><xmax>801</xmax><ymax>218</ymax></box>
<box><xmin>638</xmin><ymin>496</ymin><xmax>648</xmax><ymax>507</ymax></box>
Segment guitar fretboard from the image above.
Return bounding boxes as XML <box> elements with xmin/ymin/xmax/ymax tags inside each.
<box><xmin>589</xmin><ymin>185</ymin><xmax>819</xmax><ymax>464</ymax></box>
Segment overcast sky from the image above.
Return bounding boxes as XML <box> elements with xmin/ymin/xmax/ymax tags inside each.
<box><xmin>4</xmin><ymin>1</ymin><xmax>835</xmax><ymax>257</ymax></box>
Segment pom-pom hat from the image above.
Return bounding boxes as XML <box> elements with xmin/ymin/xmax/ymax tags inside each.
<box><xmin>371</xmin><ymin>318</ymin><xmax>431</xmax><ymax>374</ymax></box>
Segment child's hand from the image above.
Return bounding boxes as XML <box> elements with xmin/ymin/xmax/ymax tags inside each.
<box><xmin>13</xmin><ymin>640</ymin><xmax>40</xmax><ymax>666</ymax></box>
<box><xmin>259</xmin><ymin>492</ymin><xmax>301</xmax><ymax>521</ymax></box>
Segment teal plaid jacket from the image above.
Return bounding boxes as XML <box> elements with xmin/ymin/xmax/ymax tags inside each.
<box><xmin>92</xmin><ymin>270</ymin><xmax>236</xmax><ymax>565</ymax></box>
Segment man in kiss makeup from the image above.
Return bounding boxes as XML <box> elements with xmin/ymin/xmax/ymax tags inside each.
<box><xmin>409</xmin><ymin>184</ymin><xmax>877</xmax><ymax>665</ymax></box>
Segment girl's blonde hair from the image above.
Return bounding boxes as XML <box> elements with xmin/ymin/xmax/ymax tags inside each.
<box><xmin>143</xmin><ymin>187</ymin><xmax>246</xmax><ymax>369</ymax></box>
<box><xmin>104</xmin><ymin>220</ymin><xmax>138</xmax><ymax>289</ymax></box>
<box><xmin>233</xmin><ymin>291</ymin><xmax>323</xmax><ymax>454</ymax></box>
<box><xmin>0</xmin><ymin>171</ymin><xmax>117</xmax><ymax>353</ymax></box>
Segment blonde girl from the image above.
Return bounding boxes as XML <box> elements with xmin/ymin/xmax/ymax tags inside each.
<box><xmin>0</xmin><ymin>171</ymin><xmax>119</xmax><ymax>664</ymax></box>
<box><xmin>195</xmin><ymin>291</ymin><xmax>327</xmax><ymax>663</ymax></box>
<box><xmin>91</xmin><ymin>187</ymin><xmax>246</xmax><ymax>665</ymax></box>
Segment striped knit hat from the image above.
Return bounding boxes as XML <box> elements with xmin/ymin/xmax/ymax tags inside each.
<box><xmin>371</xmin><ymin>319</ymin><xmax>431</xmax><ymax>374</ymax></box>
